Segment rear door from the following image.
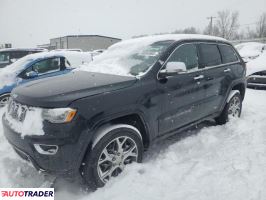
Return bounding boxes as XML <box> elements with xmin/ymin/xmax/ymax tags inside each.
<box><xmin>157</xmin><ymin>43</ymin><xmax>206</xmax><ymax>135</ymax></box>
<box><xmin>198</xmin><ymin>43</ymin><xmax>236</xmax><ymax>116</ymax></box>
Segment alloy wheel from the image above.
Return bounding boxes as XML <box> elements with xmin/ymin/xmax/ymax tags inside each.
<box><xmin>97</xmin><ymin>136</ymin><xmax>138</xmax><ymax>183</ymax></box>
<box><xmin>228</xmin><ymin>96</ymin><xmax>241</xmax><ymax>118</ymax></box>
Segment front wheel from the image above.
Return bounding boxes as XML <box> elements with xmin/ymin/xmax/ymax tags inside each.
<box><xmin>81</xmin><ymin>125</ymin><xmax>143</xmax><ymax>189</ymax></box>
<box><xmin>215</xmin><ymin>92</ymin><xmax>242</xmax><ymax>125</ymax></box>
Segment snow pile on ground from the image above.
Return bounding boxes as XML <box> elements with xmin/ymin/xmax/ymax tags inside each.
<box><xmin>0</xmin><ymin>108</ymin><xmax>46</xmax><ymax>187</ymax></box>
<box><xmin>0</xmin><ymin>89</ymin><xmax>266</xmax><ymax>200</ymax></box>
<box><xmin>246</xmin><ymin>51</ymin><xmax>266</xmax><ymax>76</ymax></box>
<box><xmin>235</xmin><ymin>42</ymin><xmax>266</xmax><ymax>61</ymax></box>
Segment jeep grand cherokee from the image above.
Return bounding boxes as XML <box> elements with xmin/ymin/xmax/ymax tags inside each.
<box><xmin>2</xmin><ymin>34</ymin><xmax>246</xmax><ymax>188</ymax></box>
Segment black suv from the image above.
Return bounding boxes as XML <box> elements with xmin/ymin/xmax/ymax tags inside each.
<box><xmin>2</xmin><ymin>35</ymin><xmax>246</xmax><ymax>188</ymax></box>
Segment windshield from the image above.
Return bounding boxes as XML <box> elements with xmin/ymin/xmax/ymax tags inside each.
<box><xmin>82</xmin><ymin>40</ymin><xmax>174</xmax><ymax>76</ymax></box>
<box><xmin>7</xmin><ymin>56</ymin><xmax>34</xmax><ymax>72</ymax></box>
<box><xmin>0</xmin><ymin>52</ymin><xmax>10</xmax><ymax>63</ymax></box>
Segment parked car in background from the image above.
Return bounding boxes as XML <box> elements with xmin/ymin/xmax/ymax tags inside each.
<box><xmin>0</xmin><ymin>51</ymin><xmax>92</xmax><ymax>107</ymax></box>
<box><xmin>235</xmin><ymin>42</ymin><xmax>266</xmax><ymax>62</ymax></box>
<box><xmin>52</xmin><ymin>49</ymin><xmax>83</xmax><ymax>52</ymax></box>
<box><xmin>0</xmin><ymin>48</ymin><xmax>46</xmax><ymax>68</ymax></box>
<box><xmin>246</xmin><ymin>51</ymin><xmax>266</xmax><ymax>89</ymax></box>
<box><xmin>2</xmin><ymin>34</ymin><xmax>246</xmax><ymax>188</ymax></box>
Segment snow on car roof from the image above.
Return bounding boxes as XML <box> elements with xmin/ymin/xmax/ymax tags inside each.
<box><xmin>23</xmin><ymin>51</ymin><xmax>93</xmax><ymax>67</ymax></box>
<box><xmin>111</xmin><ymin>34</ymin><xmax>227</xmax><ymax>48</ymax></box>
<box><xmin>0</xmin><ymin>51</ymin><xmax>92</xmax><ymax>88</ymax></box>
<box><xmin>0</xmin><ymin>48</ymin><xmax>46</xmax><ymax>52</ymax></box>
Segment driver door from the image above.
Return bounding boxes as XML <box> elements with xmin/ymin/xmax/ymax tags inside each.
<box><xmin>157</xmin><ymin>43</ymin><xmax>206</xmax><ymax>135</ymax></box>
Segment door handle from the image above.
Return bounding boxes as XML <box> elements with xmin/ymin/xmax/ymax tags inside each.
<box><xmin>224</xmin><ymin>68</ymin><xmax>231</xmax><ymax>73</ymax></box>
<box><xmin>194</xmin><ymin>75</ymin><xmax>204</xmax><ymax>80</ymax></box>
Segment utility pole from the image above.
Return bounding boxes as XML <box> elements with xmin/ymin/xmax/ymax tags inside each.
<box><xmin>207</xmin><ymin>16</ymin><xmax>216</xmax><ymax>35</ymax></box>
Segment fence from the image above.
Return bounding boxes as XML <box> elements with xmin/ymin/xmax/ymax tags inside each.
<box><xmin>231</xmin><ymin>37</ymin><xmax>266</xmax><ymax>45</ymax></box>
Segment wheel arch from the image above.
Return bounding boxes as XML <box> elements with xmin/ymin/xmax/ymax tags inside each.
<box><xmin>91</xmin><ymin>112</ymin><xmax>151</xmax><ymax>150</ymax></box>
<box><xmin>231</xmin><ymin>82</ymin><xmax>246</xmax><ymax>100</ymax></box>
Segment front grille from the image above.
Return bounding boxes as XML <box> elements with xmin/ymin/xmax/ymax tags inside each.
<box><xmin>7</xmin><ymin>99</ymin><xmax>28</xmax><ymax>122</ymax></box>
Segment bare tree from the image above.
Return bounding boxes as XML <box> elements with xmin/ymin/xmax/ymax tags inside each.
<box><xmin>256</xmin><ymin>12</ymin><xmax>266</xmax><ymax>38</ymax></box>
<box><xmin>215</xmin><ymin>10</ymin><xmax>239</xmax><ymax>39</ymax></box>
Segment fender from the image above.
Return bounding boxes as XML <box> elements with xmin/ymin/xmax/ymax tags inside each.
<box><xmin>89</xmin><ymin>108</ymin><xmax>153</xmax><ymax>141</ymax></box>
<box><xmin>226</xmin><ymin>90</ymin><xmax>240</xmax><ymax>103</ymax></box>
<box><xmin>91</xmin><ymin>124</ymin><xmax>142</xmax><ymax>148</ymax></box>
<box><xmin>219</xmin><ymin>78</ymin><xmax>246</xmax><ymax>112</ymax></box>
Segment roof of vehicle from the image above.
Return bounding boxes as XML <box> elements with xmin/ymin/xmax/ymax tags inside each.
<box><xmin>112</xmin><ymin>34</ymin><xmax>227</xmax><ymax>48</ymax></box>
<box><xmin>0</xmin><ymin>48</ymin><xmax>46</xmax><ymax>52</ymax></box>
<box><xmin>23</xmin><ymin>51</ymin><xmax>92</xmax><ymax>66</ymax></box>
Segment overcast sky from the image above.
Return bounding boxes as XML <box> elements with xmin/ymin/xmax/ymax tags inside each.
<box><xmin>0</xmin><ymin>0</ymin><xmax>265</xmax><ymax>47</ymax></box>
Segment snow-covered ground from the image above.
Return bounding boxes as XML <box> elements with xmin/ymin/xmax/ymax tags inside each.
<box><xmin>0</xmin><ymin>88</ymin><xmax>266</xmax><ymax>200</ymax></box>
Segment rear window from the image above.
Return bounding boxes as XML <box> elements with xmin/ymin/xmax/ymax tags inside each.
<box><xmin>199</xmin><ymin>44</ymin><xmax>222</xmax><ymax>67</ymax></box>
<box><xmin>218</xmin><ymin>44</ymin><xmax>239</xmax><ymax>63</ymax></box>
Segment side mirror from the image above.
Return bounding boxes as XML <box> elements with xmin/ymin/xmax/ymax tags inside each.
<box><xmin>26</xmin><ymin>71</ymin><xmax>38</xmax><ymax>78</ymax></box>
<box><xmin>10</xmin><ymin>58</ymin><xmax>18</xmax><ymax>63</ymax></box>
<box><xmin>159</xmin><ymin>62</ymin><xmax>186</xmax><ymax>78</ymax></box>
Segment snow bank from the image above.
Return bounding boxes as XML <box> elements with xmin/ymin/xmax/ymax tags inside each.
<box><xmin>246</xmin><ymin>51</ymin><xmax>266</xmax><ymax>76</ymax></box>
<box><xmin>1</xmin><ymin>89</ymin><xmax>266</xmax><ymax>200</ymax></box>
<box><xmin>0</xmin><ymin>108</ymin><xmax>46</xmax><ymax>187</ymax></box>
<box><xmin>80</xmin><ymin>89</ymin><xmax>266</xmax><ymax>200</ymax></box>
<box><xmin>78</xmin><ymin>34</ymin><xmax>226</xmax><ymax>77</ymax></box>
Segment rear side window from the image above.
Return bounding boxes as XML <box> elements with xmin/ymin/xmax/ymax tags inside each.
<box><xmin>219</xmin><ymin>45</ymin><xmax>239</xmax><ymax>63</ymax></box>
<box><xmin>199</xmin><ymin>44</ymin><xmax>222</xmax><ymax>67</ymax></box>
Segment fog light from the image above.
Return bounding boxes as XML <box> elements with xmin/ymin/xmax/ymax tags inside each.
<box><xmin>34</xmin><ymin>144</ymin><xmax>58</xmax><ymax>155</ymax></box>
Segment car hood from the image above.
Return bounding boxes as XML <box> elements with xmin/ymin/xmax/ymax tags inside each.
<box><xmin>246</xmin><ymin>52</ymin><xmax>266</xmax><ymax>76</ymax></box>
<box><xmin>12</xmin><ymin>71</ymin><xmax>137</xmax><ymax>107</ymax></box>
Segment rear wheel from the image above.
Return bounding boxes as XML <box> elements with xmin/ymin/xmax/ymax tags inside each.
<box><xmin>81</xmin><ymin>125</ymin><xmax>143</xmax><ymax>189</ymax></box>
<box><xmin>0</xmin><ymin>94</ymin><xmax>10</xmax><ymax>108</ymax></box>
<box><xmin>215</xmin><ymin>92</ymin><xmax>242</xmax><ymax>125</ymax></box>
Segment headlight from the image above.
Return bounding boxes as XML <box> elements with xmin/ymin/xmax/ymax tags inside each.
<box><xmin>42</xmin><ymin>108</ymin><xmax>77</xmax><ymax>123</ymax></box>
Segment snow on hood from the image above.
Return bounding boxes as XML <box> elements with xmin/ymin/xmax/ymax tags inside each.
<box><xmin>0</xmin><ymin>51</ymin><xmax>92</xmax><ymax>89</ymax></box>
<box><xmin>235</xmin><ymin>42</ymin><xmax>266</xmax><ymax>59</ymax></box>
<box><xmin>246</xmin><ymin>51</ymin><xmax>266</xmax><ymax>76</ymax></box>
<box><xmin>78</xmin><ymin>34</ymin><xmax>226</xmax><ymax>77</ymax></box>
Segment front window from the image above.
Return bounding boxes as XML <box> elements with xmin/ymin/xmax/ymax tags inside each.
<box><xmin>82</xmin><ymin>40</ymin><xmax>174</xmax><ymax>76</ymax></box>
<box><xmin>166</xmin><ymin>44</ymin><xmax>199</xmax><ymax>71</ymax></box>
<box><xmin>31</xmin><ymin>57</ymin><xmax>61</xmax><ymax>75</ymax></box>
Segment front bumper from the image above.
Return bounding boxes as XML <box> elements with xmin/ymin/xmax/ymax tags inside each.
<box><xmin>2</xmin><ymin>114</ymin><xmax>93</xmax><ymax>177</ymax></box>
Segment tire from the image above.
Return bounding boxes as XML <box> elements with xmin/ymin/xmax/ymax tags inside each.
<box><xmin>215</xmin><ymin>92</ymin><xmax>242</xmax><ymax>125</ymax></box>
<box><xmin>0</xmin><ymin>93</ymin><xmax>10</xmax><ymax>108</ymax></box>
<box><xmin>81</xmin><ymin>125</ymin><xmax>143</xmax><ymax>189</ymax></box>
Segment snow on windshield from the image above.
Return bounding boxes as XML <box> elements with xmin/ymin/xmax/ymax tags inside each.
<box><xmin>78</xmin><ymin>34</ymin><xmax>226</xmax><ymax>76</ymax></box>
<box><xmin>0</xmin><ymin>56</ymin><xmax>33</xmax><ymax>88</ymax></box>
